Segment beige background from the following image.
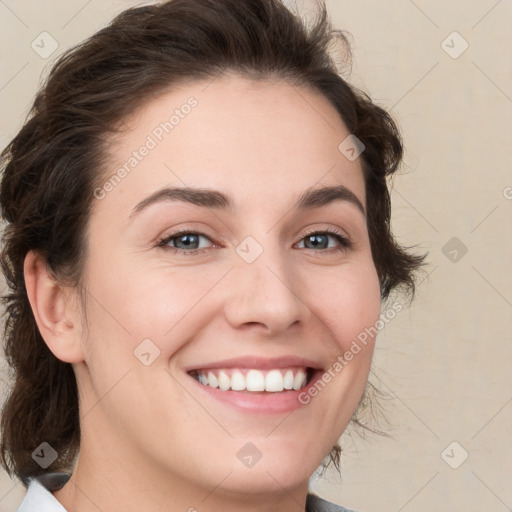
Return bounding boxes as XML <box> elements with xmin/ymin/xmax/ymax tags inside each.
<box><xmin>1</xmin><ymin>0</ymin><xmax>511</xmax><ymax>510</ymax></box>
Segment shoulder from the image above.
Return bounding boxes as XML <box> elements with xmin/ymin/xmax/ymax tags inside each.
<box><xmin>306</xmin><ymin>492</ymin><xmax>357</xmax><ymax>512</ymax></box>
<box><xmin>17</xmin><ymin>473</ymin><xmax>70</xmax><ymax>512</ymax></box>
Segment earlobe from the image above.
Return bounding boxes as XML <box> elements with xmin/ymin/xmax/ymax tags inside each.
<box><xmin>24</xmin><ymin>250</ymin><xmax>85</xmax><ymax>363</ymax></box>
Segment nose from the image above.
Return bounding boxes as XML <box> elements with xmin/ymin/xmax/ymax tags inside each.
<box><xmin>222</xmin><ymin>244</ymin><xmax>308</xmax><ymax>337</ymax></box>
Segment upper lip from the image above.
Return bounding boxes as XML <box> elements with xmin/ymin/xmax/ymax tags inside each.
<box><xmin>184</xmin><ymin>355</ymin><xmax>323</xmax><ymax>372</ymax></box>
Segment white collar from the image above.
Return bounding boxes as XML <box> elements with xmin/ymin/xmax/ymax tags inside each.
<box><xmin>17</xmin><ymin>473</ymin><xmax>70</xmax><ymax>512</ymax></box>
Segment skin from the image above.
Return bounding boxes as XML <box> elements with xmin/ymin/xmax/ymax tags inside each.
<box><xmin>24</xmin><ymin>74</ymin><xmax>381</xmax><ymax>512</ymax></box>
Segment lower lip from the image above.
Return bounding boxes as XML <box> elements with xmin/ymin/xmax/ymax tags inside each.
<box><xmin>188</xmin><ymin>370</ymin><xmax>322</xmax><ymax>414</ymax></box>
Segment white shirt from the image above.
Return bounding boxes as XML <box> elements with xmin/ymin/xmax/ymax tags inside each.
<box><xmin>18</xmin><ymin>472</ymin><xmax>355</xmax><ymax>512</ymax></box>
<box><xmin>17</xmin><ymin>473</ymin><xmax>69</xmax><ymax>512</ymax></box>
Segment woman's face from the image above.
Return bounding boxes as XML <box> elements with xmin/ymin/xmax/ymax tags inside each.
<box><xmin>75</xmin><ymin>74</ymin><xmax>381</xmax><ymax>499</ymax></box>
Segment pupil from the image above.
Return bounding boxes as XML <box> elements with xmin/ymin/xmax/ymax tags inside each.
<box><xmin>306</xmin><ymin>234</ymin><xmax>327</xmax><ymax>249</ymax></box>
<box><xmin>178</xmin><ymin>234</ymin><xmax>198</xmax><ymax>248</ymax></box>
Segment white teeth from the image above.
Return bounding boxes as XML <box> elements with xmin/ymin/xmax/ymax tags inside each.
<box><xmin>246</xmin><ymin>369</ymin><xmax>265</xmax><ymax>391</ymax></box>
<box><xmin>292</xmin><ymin>371</ymin><xmax>306</xmax><ymax>390</ymax></box>
<box><xmin>207</xmin><ymin>371</ymin><xmax>218</xmax><ymax>388</ymax></box>
<box><xmin>265</xmin><ymin>370</ymin><xmax>284</xmax><ymax>392</ymax></box>
<box><xmin>283</xmin><ymin>370</ymin><xmax>294</xmax><ymax>390</ymax></box>
<box><xmin>195</xmin><ymin>368</ymin><xmax>309</xmax><ymax>392</ymax></box>
<box><xmin>230</xmin><ymin>371</ymin><xmax>245</xmax><ymax>391</ymax></box>
<box><xmin>218</xmin><ymin>371</ymin><xmax>230</xmax><ymax>391</ymax></box>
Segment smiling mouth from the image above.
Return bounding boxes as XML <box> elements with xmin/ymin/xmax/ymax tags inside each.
<box><xmin>189</xmin><ymin>367</ymin><xmax>314</xmax><ymax>393</ymax></box>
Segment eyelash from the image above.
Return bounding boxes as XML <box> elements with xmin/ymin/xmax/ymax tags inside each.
<box><xmin>156</xmin><ymin>228</ymin><xmax>352</xmax><ymax>255</ymax></box>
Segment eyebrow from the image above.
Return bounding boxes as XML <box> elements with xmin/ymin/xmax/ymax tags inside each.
<box><xmin>130</xmin><ymin>184</ymin><xmax>366</xmax><ymax>218</ymax></box>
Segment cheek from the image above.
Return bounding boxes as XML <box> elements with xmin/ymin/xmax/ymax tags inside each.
<box><xmin>83</xmin><ymin>261</ymin><xmax>228</xmax><ymax>356</ymax></box>
<box><xmin>124</xmin><ymin>265</ymin><xmax>228</xmax><ymax>328</ymax></box>
<box><xmin>305</xmin><ymin>262</ymin><xmax>382</xmax><ymax>352</ymax></box>
<box><xmin>76</xmin><ymin>265</ymin><xmax>220</xmax><ymax>416</ymax></box>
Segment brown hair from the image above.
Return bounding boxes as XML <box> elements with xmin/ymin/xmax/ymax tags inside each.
<box><xmin>0</xmin><ymin>0</ymin><xmax>425</xmax><ymax>484</ymax></box>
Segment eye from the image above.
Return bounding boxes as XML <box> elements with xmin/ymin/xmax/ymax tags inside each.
<box><xmin>157</xmin><ymin>230</ymin><xmax>215</xmax><ymax>254</ymax></box>
<box><xmin>295</xmin><ymin>229</ymin><xmax>351</xmax><ymax>252</ymax></box>
<box><xmin>156</xmin><ymin>228</ymin><xmax>351</xmax><ymax>255</ymax></box>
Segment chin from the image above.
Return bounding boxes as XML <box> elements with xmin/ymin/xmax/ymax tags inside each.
<box><xmin>218</xmin><ymin>463</ymin><xmax>312</xmax><ymax>496</ymax></box>
<box><xmin>216</xmin><ymin>439</ymin><xmax>322</xmax><ymax>494</ymax></box>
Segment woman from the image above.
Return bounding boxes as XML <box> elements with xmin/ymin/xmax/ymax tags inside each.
<box><xmin>0</xmin><ymin>0</ymin><xmax>424</xmax><ymax>510</ymax></box>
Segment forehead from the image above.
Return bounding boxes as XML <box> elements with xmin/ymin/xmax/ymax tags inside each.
<box><xmin>94</xmin><ymin>74</ymin><xmax>366</xmax><ymax>218</ymax></box>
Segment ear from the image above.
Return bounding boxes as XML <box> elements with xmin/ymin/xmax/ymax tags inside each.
<box><xmin>24</xmin><ymin>250</ymin><xmax>85</xmax><ymax>363</ymax></box>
